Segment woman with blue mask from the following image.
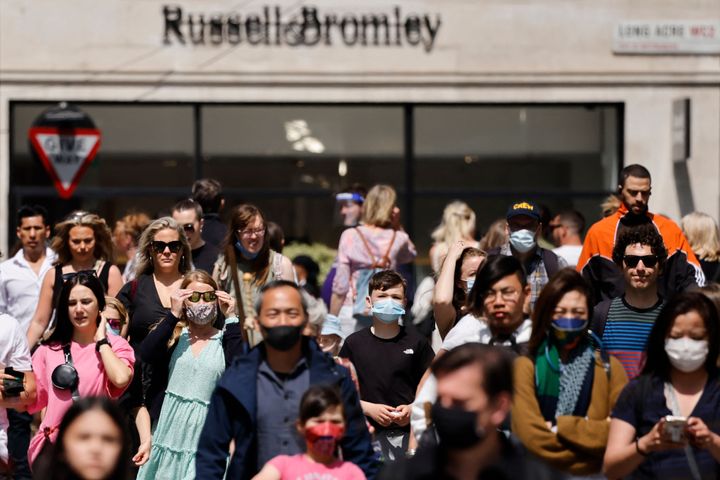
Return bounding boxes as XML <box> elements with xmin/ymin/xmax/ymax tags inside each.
<box><xmin>604</xmin><ymin>292</ymin><xmax>720</xmax><ymax>478</ymax></box>
<box><xmin>212</xmin><ymin>204</ymin><xmax>295</xmax><ymax>347</ymax></box>
<box><xmin>512</xmin><ymin>269</ymin><xmax>628</xmax><ymax>477</ymax></box>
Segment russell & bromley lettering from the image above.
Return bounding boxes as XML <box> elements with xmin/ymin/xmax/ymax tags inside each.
<box><xmin>162</xmin><ymin>4</ymin><xmax>442</xmax><ymax>53</ymax></box>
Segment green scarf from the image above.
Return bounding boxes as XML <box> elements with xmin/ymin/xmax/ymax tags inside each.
<box><xmin>534</xmin><ymin>338</ymin><xmax>594</xmax><ymax>422</ymax></box>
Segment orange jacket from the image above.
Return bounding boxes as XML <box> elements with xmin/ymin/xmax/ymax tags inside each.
<box><xmin>577</xmin><ymin>204</ymin><xmax>704</xmax><ymax>303</ymax></box>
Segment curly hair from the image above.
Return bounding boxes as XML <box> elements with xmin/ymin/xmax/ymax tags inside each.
<box><xmin>135</xmin><ymin>217</ymin><xmax>193</xmax><ymax>277</ymax></box>
<box><xmin>612</xmin><ymin>223</ymin><xmax>668</xmax><ymax>269</ymax></box>
<box><xmin>51</xmin><ymin>211</ymin><xmax>115</xmax><ymax>265</ymax></box>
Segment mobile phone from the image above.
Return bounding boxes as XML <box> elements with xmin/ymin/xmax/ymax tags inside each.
<box><xmin>662</xmin><ymin>415</ymin><xmax>687</xmax><ymax>443</ymax></box>
<box><xmin>3</xmin><ymin>367</ymin><xmax>25</xmax><ymax>397</ymax></box>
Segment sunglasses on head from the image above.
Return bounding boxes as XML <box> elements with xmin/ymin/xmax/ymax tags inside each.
<box><xmin>624</xmin><ymin>255</ymin><xmax>658</xmax><ymax>268</ymax></box>
<box><xmin>188</xmin><ymin>291</ymin><xmax>217</xmax><ymax>302</ymax></box>
<box><xmin>62</xmin><ymin>269</ymin><xmax>97</xmax><ymax>282</ymax></box>
<box><xmin>182</xmin><ymin>223</ymin><xmax>195</xmax><ymax>233</ymax></box>
<box><xmin>151</xmin><ymin>240</ymin><xmax>183</xmax><ymax>254</ymax></box>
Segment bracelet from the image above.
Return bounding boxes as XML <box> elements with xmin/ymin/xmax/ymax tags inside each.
<box><xmin>406</xmin><ymin>448</ymin><xmax>416</xmax><ymax>458</ymax></box>
<box><xmin>635</xmin><ymin>437</ymin><xmax>648</xmax><ymax>457</ymax></box>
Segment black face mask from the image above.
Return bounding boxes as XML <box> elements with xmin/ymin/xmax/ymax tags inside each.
<box><xmin>431</xmin><ymin>403</ymin><xmax>486</xmax><ymax>450</ymax></box>
<box><xmin>262</xmin><ymin>325</ymin><xmax>304</xmax><ymax>351</ymax></box>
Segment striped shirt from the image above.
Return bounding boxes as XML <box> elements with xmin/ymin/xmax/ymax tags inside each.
<box><xmin>601</xmin><ymin>296</ymin><xmax>663</xmax><ymax>379</ymax></box>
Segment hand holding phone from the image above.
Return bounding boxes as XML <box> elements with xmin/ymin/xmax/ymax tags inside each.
<box><xmin>662</xmin><ymin>415</ymin><xmax>688</xmax><ymax>444</ymax></box>
<box><xmin>2</xmin><ymin>367</ymin><xmax>25</xmax><ymax>397</ymax></box>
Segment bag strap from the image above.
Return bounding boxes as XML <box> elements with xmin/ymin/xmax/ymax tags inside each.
<box><xmin>62</xmin><ymin>344</ymin><xmax>80</xmax><ymax>402</ymax></box>
<box><xmin>354</xmin><ymin>227</ymin><xmax>379</xmax><ymax>267</ymax></box>
<box><xmin>664</xmin><ymin>382</ymin><xmax>702</xmax><ymax>480</ymax></box>
<box><xmin>354</xmin><ymin>227</ymin><xmax>396</xmax><ymax>269</ymax></box>
<box><xmin>541</xmin><ymin>249</ymin><xmax>560</xmax><ymax>278</ymax></box>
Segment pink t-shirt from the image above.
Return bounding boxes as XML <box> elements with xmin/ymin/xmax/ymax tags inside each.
<box><xmin>27</xmin><ymin>337</ymin><xmax>135</xmax><ymax>465</ymax></box>
<box><xmin>268</xmin><ymin>454</ymin><xmax>366</xmax><ymax>480</ymax></box>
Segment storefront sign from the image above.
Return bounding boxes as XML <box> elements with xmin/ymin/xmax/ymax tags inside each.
<box><xmin>162</xmin><ymin>5</ymin><xmax>442</xmax><ymax>52</ymax></box>
<box><xmin>28</xmin><ymin>104</ymin><xmax>101</xmax><ymax>199</ymax></box>
<box><xmin>613</xmin><ymin>20</ymin><xmax>720</xmax><ymax>54</ymax></box>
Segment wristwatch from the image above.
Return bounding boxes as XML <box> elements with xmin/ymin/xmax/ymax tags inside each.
<box><xmin>95</xmin><ymin>337</ymin><xmax>111</xmax><ymax>352</ymax></box>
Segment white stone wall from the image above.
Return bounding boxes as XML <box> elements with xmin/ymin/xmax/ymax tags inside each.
<box><xmin>1</xmin><ymin>0</ymin><xmax>719</xmax><ymax>248</ymax></box>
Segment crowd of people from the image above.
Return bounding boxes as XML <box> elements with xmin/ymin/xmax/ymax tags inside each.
<box><xmin>0</xmin><ymin>164</ymin><xmax>719</xmax><ymax>479</ymax></box>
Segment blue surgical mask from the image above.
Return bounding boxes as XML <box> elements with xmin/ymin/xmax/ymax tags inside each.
<box><xmin>509</xmin><ymin>229</ymin><xmax>536</xmax><ymax>253</ymax></box>
<box><xmin>551</xmin><ymin>317</ymin><xmax>588</xmax><ymax>346</ymax></box>
<box><xmin>466</xmin><ymin>278</ymin><xmax>475</xmax><ymax>293</ymax></box>
<box><xmin>371</xmin><ymin>299</ymin><xmax>405</xmax><ymax>324</ymax></box>
<box><xmin>235</xmin><ymin>240</ymin><xmax>259</xmax><ymax>260</ymax></box>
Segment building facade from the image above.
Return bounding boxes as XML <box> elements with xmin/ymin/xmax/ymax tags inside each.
<box><xmin>1</xmin><ymin>0</ymin><xmax>718</xmax><ymax>259</ymax></box>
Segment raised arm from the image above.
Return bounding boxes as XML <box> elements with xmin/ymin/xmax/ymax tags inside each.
<box><xmin>432</xmin><ymin>241</ymin><xmax>465</xmax><ymax>338</ymax></box>
<box><xmin>26</xmin><ymin>269</ymin><xmax>56</xmax><ymax>348</ymax></box>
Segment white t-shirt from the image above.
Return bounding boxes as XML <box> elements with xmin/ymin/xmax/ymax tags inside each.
<box><xmin>0</xmin><ymin>248</ymin><xmax>56</xmax><ymax>332</ymax></box>
<box><xmin>552</xmin><ymin>245</ymin><xmax>583</xmax><ymax>268</ymax></box>
<box><xmin>441</xmin><ymin>314</ymin><xmax>533</xmax><ymax>352</ymax></box>
<box><xmin>411</xmin><ymin>314</ymin><xmax>532</xmax><ymax>441</ymax></box>
<box><xmin>0</xmin><ymin>314</ymin><xmax>32</xmax><ymax>462</ymax></box>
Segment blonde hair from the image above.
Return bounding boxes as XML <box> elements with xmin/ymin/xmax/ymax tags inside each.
<box><xmin>682</xmin><ymin>212</ymin><xmax>720</xmax><ymax>262</ymax></box>
<box><xmin>431</xmin><ymin>201</ymin><xmax>476</xmax><ymax>246</ymax></box>
<box><xmin>479</xmin><ymin>219</ymin><xmax>508</xmax><ymax>252</ymax></box>
<box><xmin>104</xmin><ymin>297</ymin><xmax>128</xmax><ymax>324</ymax></box>
<box><xmin>135</xmin><ymin>217</ymin><xmax>193</xmax><ymax>277</ymax></box>
<box><xmin>51</xmin><ymin>211</ymin><xmax>115</xmax><ymax>265</ymax></box>
<box><xmin>361</xmin><ymin>185</ymin><xmax>397</xmax><ymax>228</ymax></box>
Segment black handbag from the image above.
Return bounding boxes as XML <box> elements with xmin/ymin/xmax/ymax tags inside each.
<box><xmin>51</xmin><ymin>344</ymin><xmax>80</xmax><ymax>402</ymax></box>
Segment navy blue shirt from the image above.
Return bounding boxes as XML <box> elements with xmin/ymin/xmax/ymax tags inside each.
<box><xmin>255</xmin><ymin>357</ymin><xmax>310</xmax><ymax>468</ymax></box>
<box><xmin>612</xmin><ymin>374</ymin><xmax>720</xmax><ymax>479</ymax></box>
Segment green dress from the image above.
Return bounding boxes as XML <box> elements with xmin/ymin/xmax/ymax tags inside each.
<box><xmin>137</xmin><ymin>328</ymin><xmax>225</xmax><ymax>480</ymax></box>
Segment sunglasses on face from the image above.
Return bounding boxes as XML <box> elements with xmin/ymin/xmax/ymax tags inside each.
<box><xmin>151</xmin><ymin>240</ymin><xmax>183</xmax><ymax>254</ymax></box>
<box><xmin>624</xmin><ymin>255</ymin><xmax>658</xmax><ymax>268</ymax></box>
<box><xmin>182</xmin><ymin>223</ymin><xmax>195</xmax><ymax>233</ymax></box>
<box><xmin>106</xmin><ymin>318</ymin><xmax>124</xmax><ymax>331</ymax></box>
<box><xmin>188</xmin><ymin>291</ymin><xmax>217</xmax><ymax>302</ymax></box>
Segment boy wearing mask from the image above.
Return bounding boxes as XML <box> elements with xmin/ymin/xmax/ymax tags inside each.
<box><xmin>339</xmin><ymin>270</ymin><xmax>434</xmax><ymax>461</ymax></box>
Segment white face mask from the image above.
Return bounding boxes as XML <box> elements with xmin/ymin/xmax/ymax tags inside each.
<box><xmin>664</xmin><ymin>337</ymin><xmax>709</xmax><ymax>373</ymax></box>
<box><xmin>509</xmin><ymin>229</ymin><xmax>536</xmax><ymax>253</ymax></box>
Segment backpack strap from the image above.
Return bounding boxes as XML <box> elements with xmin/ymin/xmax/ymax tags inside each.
<box><xmin>541</xmin><ymin>249</ymin><xmax>560</xmax><ymax>278</ymax></box>
<box><xmin>590</xmin><ymin>299</ymin><xmax>612</xmax><ymax>339</ymax></box>
<box><xmin>271</xmin><ymin>250</ymin><xmax>283</xmax><ymax>280</ymax></box>
<box><xmin>354</xmin><ymin>227</ymin><xmax>397</xmax><ymax>269</ymax></box>
<box><xmin>354</xmin><ymin>228</ymin><xmax>379</xmax><ymax>268</ymax></box>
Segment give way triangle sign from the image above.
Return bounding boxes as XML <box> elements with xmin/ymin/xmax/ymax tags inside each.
<box><xmin>28</xmin><ymin>105</ymin><xmax>101</xmax><ymax>199</ymax></box>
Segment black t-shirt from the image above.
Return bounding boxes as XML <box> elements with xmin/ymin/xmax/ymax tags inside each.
<box><xmin>201</xmin><ymin>214</ymin><xmax>228</xmax><ymax>249</ymax></box>
<box><xmin>339</xmin><ymin>326</ymin><xmax>434</xmax><ymax>431</ymax></box>
<box><xmin>192</xmin><ymin>242</ymin><xmax>220</xmax><ymax>274</ymax></box>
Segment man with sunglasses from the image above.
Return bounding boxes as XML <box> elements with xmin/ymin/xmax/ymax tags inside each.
<box><xmin>591</xmin><ymin>224</ymin><xmax>667</xmax><ymax>379</ymax></box>
<box><xmin>578</xmin><ymin>164</ymin><xmax>703</xmax><ymax>303</ymax></box>
<box><xmin>172</xmin><ymin>199</ymin><xmax>220</xmax><ymax>273</ymax></box>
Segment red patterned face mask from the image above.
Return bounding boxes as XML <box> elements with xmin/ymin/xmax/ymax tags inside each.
<box><xmin>305</xmin><ymin>421</ymin><xmax>345</xmax><ymax>457</ymax></box>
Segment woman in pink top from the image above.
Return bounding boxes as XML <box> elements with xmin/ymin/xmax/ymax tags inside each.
<box><xmin>27</xmin><ymin>272</ymin><xmax>134</xmax><ymax>467</ymax></box>
<box><xmin>329</xmin><ymin>185</ymin><xmax>416</xmax><ymax>336</ymax></box>
<box><xmin>253</xmin><ymin>385</ymin><xmax>366</xmax><ymax>480</ymax></box>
